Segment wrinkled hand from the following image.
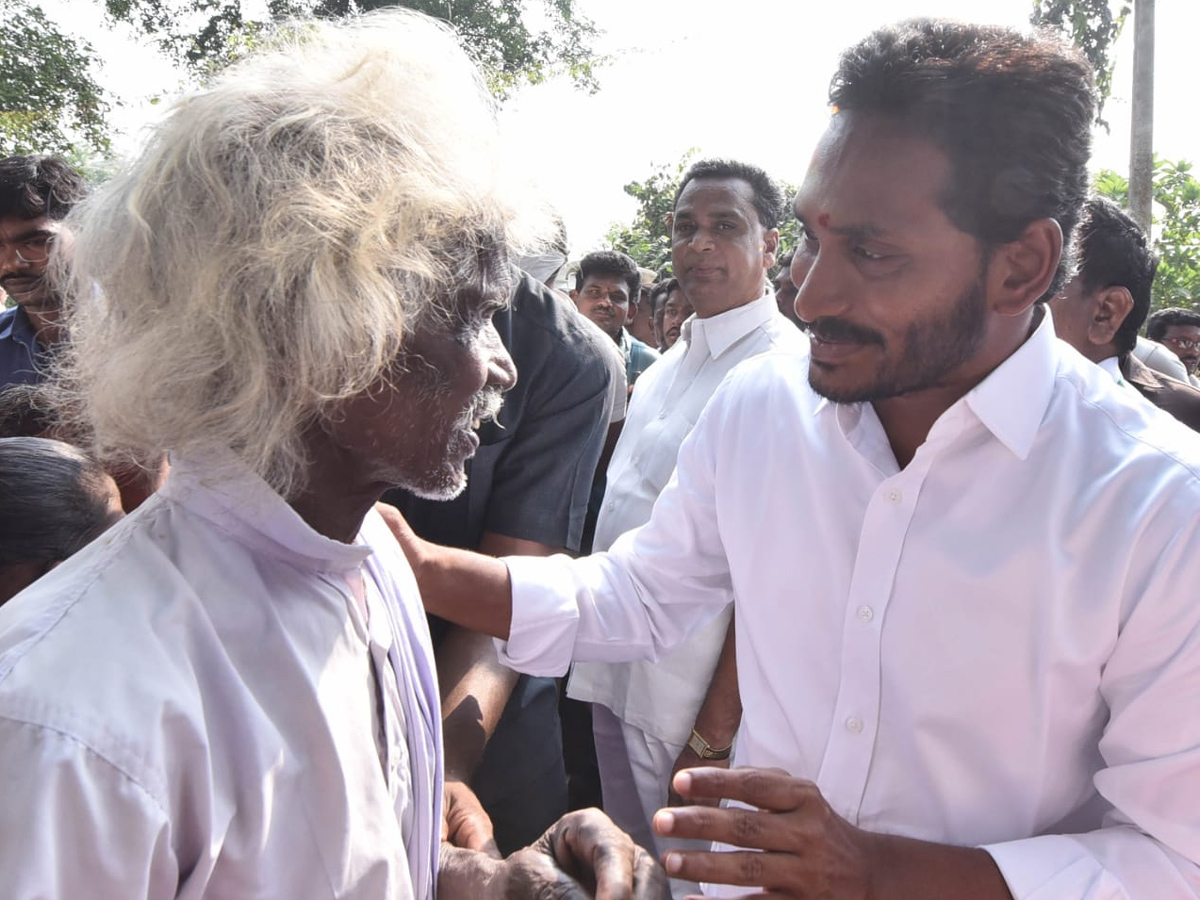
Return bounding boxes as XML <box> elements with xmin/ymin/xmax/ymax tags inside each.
<box><xmin>666</xmin><ymin>745</ymin><xmax>728</xmax><ymax>807</ymax></box>
<box><xmin>501</xmin><ymin>809</ymin><xmax>669</xmax><ymax>900</ymax></box>
<box><xmin>653</xmin><ymin>767</ymin><xmax>875</xmax><ymax>900</ymax></box>
<box><xmin>443</xmin><ymin>779</ymin><xmax>500</xmax><ymax>858</ymax></box>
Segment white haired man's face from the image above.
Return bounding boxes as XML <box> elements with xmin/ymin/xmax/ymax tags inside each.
<box><xmin>321</xmin><ymin>280</ymin><xmax>517</xmax><ymax>503</ymax></box>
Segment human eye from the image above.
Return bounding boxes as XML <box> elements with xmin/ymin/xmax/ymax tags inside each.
<box><xmin>673</xmin><ymin>219</ymin><xmax>695</xmax><ymax>236</ymax></box>
<box><xmin>799</xmin><ymin>225</ymin><xmax>819</xmax><ymax>251</ymax></box>
<box><xmin>852</xmin><ymin>245</ymin><xmax>886</xmax><ymax>261</ymax></box>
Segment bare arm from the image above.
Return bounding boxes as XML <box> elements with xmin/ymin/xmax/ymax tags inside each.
<box><xmin>376</xmin><ymin>504</ymin><xmax>514</xmax><ymax>639</ymax></box>
<box><xmin>439</xmin><ymin>532</ymin><xmax>560</xmax><ymax>780</ymax></box>
<box><xmin>438</xmin><ymin>532</ymin><xmax>560</xmax><ymax>853</ymax></box>
<box><xmin>667</xmin><ymin>619</ymin><xmax>741</xmax><ymax>806</ymax></box>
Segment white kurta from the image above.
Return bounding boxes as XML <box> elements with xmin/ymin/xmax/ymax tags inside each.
<box><xmin>0</xmin><ymin>454</ymin><xmax>443</xmax><ymax>900</ymax></box>
<box><xmin>500</xmin><ymin>310</ymin><xmax>1200</xmax><ymax>899</ymax></box>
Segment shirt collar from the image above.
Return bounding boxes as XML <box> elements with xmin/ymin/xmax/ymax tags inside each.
<box><xmin>161</xmin><ymin>449</ymin><xmax>373</xmax><ymax>575</ymax></box>
<box><xmin>0</xmin><ymin>306</ymin><xmax>37</xmax><ymax>348</ymax></box>
<box><xmin>812</xmin><ymin>306</ymin><xmax>1059</xmax><ymax>462</ymax></box>
<box><xmin>963</xmin><ymin>305</ymin><xmax>1057</xmax><ymax>460</ymax></box>
<box><xmin>683</xmin><ymin>292</ymin><xmax>779</xmax><ymax>360</ymax></box>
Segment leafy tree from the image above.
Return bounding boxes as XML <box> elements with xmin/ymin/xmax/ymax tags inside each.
<box><xmin>104</xmin><ymin>0</ymin><xmax>602</xmax><ymax>99</ymax></box>
<box><xmin>1094</xmin><ymin>158</ymin><xmax>1200</xmax><ymax>311</ymax></box>
<box><xmin>603</xmin><ymin>152</ymin><xmax>696</xmax><ymax>275</ymax></box>
<box><xmin>1030</xmin><ymin>0</ymin><xmax>1130</xmax><ymax>129</ymax></box>
<box><xmin>604</xmin><ymin>152</ymin><xmax>800</xmax><ymax>277</ymax></box>
<box><xmin>0</xmin><ymin>0</ymin><xmax>112</xmax><ymax>158</ymax></box>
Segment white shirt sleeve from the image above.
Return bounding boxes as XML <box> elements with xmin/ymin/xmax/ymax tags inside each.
<box><xmin>0</xmin><ymin>719</ymin><xmax>177</xmax><ymax>899</ymax></box>
<box><xmin>984</xmin><ymin>521</ymin><xmax>1200</xmax><ymax>899</ymax></box>
<box><xmin>499</xmin><ymin>384</ymin><xmax>737</xmax><ymax>676</ymax></box>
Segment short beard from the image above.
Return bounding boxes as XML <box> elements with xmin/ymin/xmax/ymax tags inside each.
<box><xmin>401</xmin><ymin>375</ymin><xmax>506</xmax><ymax>503</ymax></box>
<box><xmin>810</xmin><ymin>274</ymin><xmax>988</xmax><ymax>404</ymax></box>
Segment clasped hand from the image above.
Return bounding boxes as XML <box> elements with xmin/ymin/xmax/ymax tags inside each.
<box><xmin>441</xmin><ymin>807</ymin><xmax>669</xmax><ymax>900</ymax></box>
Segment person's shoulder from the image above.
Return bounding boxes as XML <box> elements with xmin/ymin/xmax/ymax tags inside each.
<box><xmin>0</xmin><ymin>497</ymin><xmax>234</xmax><ymax>781</ymax></box>
<box><xmin>1052</xmin><ymin>352</ymin><xmax>1200</xmax><ymax>492</ymax></box>
<box><xmin>706</xmin><ymin>348</ymin><xmax>815</xmax><ymax>416</ymax></box>
<box><xmin>509</xmin><ymin>270</ymin><xmax>619</xmax><ymax>379</ymax></box>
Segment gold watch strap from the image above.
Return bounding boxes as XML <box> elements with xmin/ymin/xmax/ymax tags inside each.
<box><xmin>686</xmin><ymin>728</ymin><xmax>732</xmax><ymax>760</ymax></box>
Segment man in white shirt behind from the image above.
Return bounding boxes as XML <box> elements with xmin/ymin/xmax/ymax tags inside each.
<box><xmin>0</xmin><ymin>11</ymin><xmax>664</xmax><ymax>900</ymax></box>
<box><xmin>568</xmin><ymin>158</ymin><xmax>808</xmax><ymax>893</ymax></box>
<box><xmin>398</xmin><ymin>18</ymin><xmax>1200</xmax><ymax>900</ymax></box>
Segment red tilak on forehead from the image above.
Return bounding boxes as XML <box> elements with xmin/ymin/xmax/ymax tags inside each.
<box><xmin>817</xmin><ymin>213</ymin><xmax>830</xmax><ymax>228</ymax></box>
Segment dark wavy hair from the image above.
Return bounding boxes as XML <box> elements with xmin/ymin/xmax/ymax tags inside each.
<box><xmin>575</xmin><ymin>249</ymin><xmax>641</xmax><ymax>301</ymax></box>
<box><xmin>675</xmin><ymin>158</ymin><xmax>784</xmax><ymax>230</ymax></box>
<box><xmin>829</xmin><ymin>19</ymin><xmax>1095</xmax><ymax>299</ymax></box>
<box><xmin>1073</xmin><ymin>198</ymin><xmax>1157</xmax><ymax>356</ymax></box>
<box><xmin>0</xmin><ymin>155</ymin><xmax>87</xmax><ymax>221</ymax></box>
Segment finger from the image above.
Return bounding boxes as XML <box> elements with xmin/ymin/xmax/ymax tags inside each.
<box><xmin>671</xmin><ymin>767</ymin><xmax>812</xmax><ymax>811</ymax></box>
<box><xmin>581</xmin><ymin>830</ymin><xmax>636</xmax><ymax>900</ymax></box>
<box><xmin>662</xmin><ymin>849</ymin><xmax>798</xmax><ymax>890</ymax></box>
<box><xmin>654</xmin><ymin>806</ymin><xmax>813</xmax><ymax>854</ymax></box>
<box><xmin>631</xmin><ymin>846</ymin><xmax>671</xmax><ymax>900</ymax></box>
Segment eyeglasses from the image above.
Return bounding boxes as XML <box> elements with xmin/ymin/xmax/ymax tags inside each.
<box><xmin>3</xmin><ymin>233</ymin><xmax>57</xmax><ymax>265</ymax></box>
<box><xmin>1161</xmin><ymin>336</ymin><xmax>1200</xmax><ymax>353</ymax></box>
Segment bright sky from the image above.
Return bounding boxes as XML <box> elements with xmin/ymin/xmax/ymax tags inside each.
<box><xmin>47</xmin><ymin>0</ymin><xmax>1200</xmax><ymax>255</ymax></box>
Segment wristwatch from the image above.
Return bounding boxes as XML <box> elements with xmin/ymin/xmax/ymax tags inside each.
<box><xmin>686</xmin><ymin>728</ymin><xmax>732</xmax><ymax>761</ymax></box>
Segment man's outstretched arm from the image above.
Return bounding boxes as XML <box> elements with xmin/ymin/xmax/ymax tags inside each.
<box><xmin>377</xmin><ymin>503</ymin><xmax>514</xmax><ymax>639</ymax></box>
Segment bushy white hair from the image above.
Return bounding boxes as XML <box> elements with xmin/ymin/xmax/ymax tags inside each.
<box><xmin>58</xmin><ymin>9</ymin><xmax>546</xmax><ymax>499</ymax></box>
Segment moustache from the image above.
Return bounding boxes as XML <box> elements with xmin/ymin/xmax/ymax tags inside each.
<box><xmin>807</xmin><ymin>317</ymin><xmax>884</xmax><ymax>347</ymax></box>
<box><xmin>460</xmin><ymin>388</ymin><xmax>505</xmax><ymax>430</ymax></box>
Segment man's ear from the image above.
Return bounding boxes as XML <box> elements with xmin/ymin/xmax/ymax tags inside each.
<box><xmin>1088</xmin><ymin>285</ymin><xmax>1134</xmax><ymax>348</ymax></box>
<box><xmin>989</xmin><ymin>218</ymin><xmax>1063</xmax><ymax>317</ymax></box>
<box><xmin>762</xmin><ymin>228</ymin><xmax>780</xmax><ymax>270</ymax></box>
<box><xmin>569</xmin><ymin>289</ymin><xmax>579</xmax><ymax>302</ymax></box>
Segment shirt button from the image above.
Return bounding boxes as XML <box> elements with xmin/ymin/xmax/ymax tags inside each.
<box><xmin>845</xmin><ymin>716</ymin><xmax>864</xmax><ymax>734</ymax></box>
<box><xmin>887</xmin><ymin>489</ymin><xmax>902</xmax><ymax>505</ymax></box>
<box><xmin>856</xmin><ymin>605</ymin><xmax>874</xmax><ymax>623</ymax></box>
<box><xmin>657</xmin><ymin>411</ymin><xmax>668</xmax><ymax>420</ymax></box>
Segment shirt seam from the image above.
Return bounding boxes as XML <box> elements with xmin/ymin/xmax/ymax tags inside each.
<box><xmin>0</xmin><ymin>713</ymin><xmax>170</xmax><ymax>819</ymax></box>
<box><xmin>1058</xmin><ymin>373</ymin><xmax>1200</xmax><ymax>483</ymax></box>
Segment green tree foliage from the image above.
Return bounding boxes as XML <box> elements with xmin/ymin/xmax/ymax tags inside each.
<box><xmin>604</xmin><ymin>152</ymin><xmax>801</xmax><ymax>277</ymax></box>
<box><xmin>104</xmin><ymin>0</ymin><xmax>601</xmax><ymax>99</ymax></box>
<box><xmin>603</xmin><ymin>153</ymin><xmax>696</xmax><ymax>275</ymax></box>
<box><xmin>0</xmin><ymin>0</ymin><xmax>112</xmax><ymax>158</ymax></box>
<box><xmin>1095</xmin><ymin>158</ymin><xmax>1200</xmax><ymax>311</ymax></box>
<box><xmin>1030</xmin><ymin>0</ymin><xmax>1130</xmax><ymax>130</ymax></box>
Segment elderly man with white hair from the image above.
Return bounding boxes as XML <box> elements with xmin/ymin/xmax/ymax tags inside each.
<box><xmin>0</xmin><ymin>11</ymin><xmax>664</xmax><ymax>900</ymax></box>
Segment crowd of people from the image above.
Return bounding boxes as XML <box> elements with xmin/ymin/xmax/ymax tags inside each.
<box><xmin>0</xmin><ymin>9</ymin><xmax>1198</xmax><ymax>900</ymax></box>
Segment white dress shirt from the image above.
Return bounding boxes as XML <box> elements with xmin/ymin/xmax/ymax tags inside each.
<box><xmin>569</xmin><ymin>292</ymin><xmax>809</xmax><ymax>744</ymax></box>
<box><xmin>500</xmin><ymin>311</ymin><xmax>1200</xmax><ymax>899</ymax></box>
<box><xmin>0</xmin><ymin>454</ymin><xmax>443</xmax><ymax>900</ymax></box>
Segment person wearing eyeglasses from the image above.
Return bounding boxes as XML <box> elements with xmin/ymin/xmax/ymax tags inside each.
<box><xmin>0</xmin><ymin>155</ymin><xmax>86</xmax><ymax>389</ymax></box>
<box><xmin>1147</xmin><ymin>307</ymin><xmax>1200</xmax><ymax>386</ymax></box>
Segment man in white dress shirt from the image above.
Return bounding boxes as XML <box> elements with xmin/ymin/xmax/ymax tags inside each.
<box><xmin>1050</xmin><ymin>196</ymin><xmax>1200</xmax><ymax>431</ymax></box>
<box><xmin>0</xmin><ymin>11</ymin><xmax>663</xmax><ymax>900</ymax></box>
<box><xmin>568</xmin><ymin>158</ymin><xmax>808</xmax><ymax>893</ymax></box>
<box><xmin>401</xmin><ymin>18</ymin><xmax>1200</xmax><ymax>900</ymax></box>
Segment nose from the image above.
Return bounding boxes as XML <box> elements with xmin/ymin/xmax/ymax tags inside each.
<box><xmin>791</xmin><ymin>248</ymin><xmax>843</xmax><ymax>324</ymax></box>
<box><xmin>486</xmin><ymin>323</ymin><xmax>518</xmax><ymax>392</ymax></box>
<box><xmin>0</xmin><ymin>244</ymin><xmax>29</xmax><ymax>276</ymax></box>
<box><xmin>688</xmin><ymin>227</ymin><xmax>715</xmax><ymax>252</ymax></box>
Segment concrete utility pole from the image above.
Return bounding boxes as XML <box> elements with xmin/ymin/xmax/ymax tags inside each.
<box><xmin>1129</xmin><ymin>0</ymin><xmax>1155</xmax><ymax>233</ymax></box>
